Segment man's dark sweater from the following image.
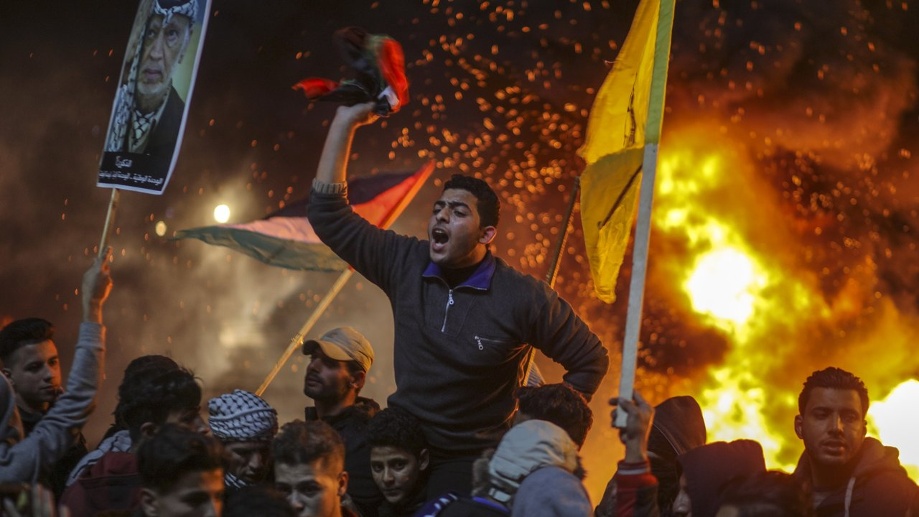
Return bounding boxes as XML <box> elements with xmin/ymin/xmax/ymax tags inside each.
<box><xmin>308</xmin><ymin>182</ymin><xmax>609</xmax><ymax>453</ymax></box>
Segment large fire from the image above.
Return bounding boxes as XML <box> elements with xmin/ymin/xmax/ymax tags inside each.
<box><xmin>651</xmin><ymin>124</ymin><xmax>919</xmax><ymax>478</ymax></box>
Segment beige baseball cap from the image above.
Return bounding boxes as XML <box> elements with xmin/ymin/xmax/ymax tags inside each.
<box><xmin>302</xmin><ymin>326</ymin><xmax>374</xmax><ymax>372</ymax></box>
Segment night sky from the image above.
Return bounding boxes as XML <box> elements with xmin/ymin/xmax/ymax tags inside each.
<box><xmin>3</xmin><ymin>0</ymin><xmax>919</xmax><ymax>492</ymax></box>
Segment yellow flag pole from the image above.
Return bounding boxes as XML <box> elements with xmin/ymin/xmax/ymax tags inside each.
<box><xmin>256</xmin><ymin>162</ymin><xmax>435</xmax><ymax>397</ymax></box>
<box><xmin>615</xmin><ymin>0</ymin><xmax>676</xmax><ymax>427</ymax></box>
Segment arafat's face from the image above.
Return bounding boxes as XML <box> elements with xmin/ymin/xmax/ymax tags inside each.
<box><xmin>427</xmin><ymin>188</ymin><xmax>490</xmax><ymax>269</ymax></box>
<box><xmin>136</xmin><ymin>13</ymin><xmax>190</xmax><ymax>109</ymax></box>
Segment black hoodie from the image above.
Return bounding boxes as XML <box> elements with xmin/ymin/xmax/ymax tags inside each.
<box><xmin>794</xmin><ymin>437</ymin><xmax>919</xmax><ymax>517</ymax></box>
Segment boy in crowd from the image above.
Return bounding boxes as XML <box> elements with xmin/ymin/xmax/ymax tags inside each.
<box><xmin>367</xmin><ymin>408</ymin><xmax>430</xmax><ymax>517</ymax></box>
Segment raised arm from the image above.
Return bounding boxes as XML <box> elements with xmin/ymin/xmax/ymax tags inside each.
<box><xmin>315</xmin><ymin>102</ymin><xmax>379</xmax><ymax>185</ymax></box>
<box><xmin>595</xmin><ymin>391</ymin><xmax>659</xmax><ymax>517</ymax></box>
<box><xmin>0</xmin><ymin>252</ymin><xmax>112</xmax><ymax>484</ymax></box>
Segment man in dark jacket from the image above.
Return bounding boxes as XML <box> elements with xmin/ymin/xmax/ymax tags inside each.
<box><xmin>793</xmin><ymin>367</ymin><xmax>919</xmax><ymax>517</ymax></box>
<box><xmin>308</xmin><ymin>101</ymin><xmax>609</xmax><ymax>498</ymax></box>
<box><xmin>303</xmin><ymin>326</ymin><xmax>382</xmax><ymax>517</ymax></box>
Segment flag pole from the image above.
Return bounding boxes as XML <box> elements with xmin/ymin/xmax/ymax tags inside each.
<box><xmin>615</xmin><ymin>0</ymin><xmax>676</xmax><ymax>427</ymax></box>
<box><xmin>545</xmin><ymin>177</ymin><xmax>580</xmax><ymax>288</ymax></box>
<box><xmin>98</xmin><ymin>188</ymin><xmax>121</xmax><ymax>257</ymax></box>
<box><xmin>256</xmin><ymin>268</ymin><xmax>354</xmax><ymax>396</ymax></box>
<box><xmin>255</xmin><ymin>161</ymin><xmax>436</xmax><ymax>396</ymax></box>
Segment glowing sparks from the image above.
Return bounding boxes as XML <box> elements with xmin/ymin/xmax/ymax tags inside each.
<box><xmin>685</xmin><ymin>247</ymin><xmax>767</xmax><ymax>327</ymax></box>
<box><xmin>213</xmin><ymin>204</ymin><xmax>231</xmax><ymax>223</ymax></box>
<box><xmin>868</xmin><ymin>380</ymin><xmax>919</xmax><ymax>480</ymax></box>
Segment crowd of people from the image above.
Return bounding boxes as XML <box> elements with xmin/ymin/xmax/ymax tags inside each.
<box><xmin>2</xmin><ymin>102</ymin><xmax>916</xmax><ymax>517</ymax></box>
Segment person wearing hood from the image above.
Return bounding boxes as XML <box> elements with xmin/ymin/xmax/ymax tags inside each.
<box><xmin>303</xmin><ymin>326</ymin><xmax>382</xmax><ymax>517</ymax></box>
<box><xmin>416</xmin><ymin>419</ymin><xmax>590</xmax><ymax>517</ymax></box>
<box><xmin>595</xmin><ymin>394</ymin><xmax>707</xmax><ymax>517</ymax></box>
<box><xmin>0</xmin><ymin>252</ymin><xmax>111</xmax><ymax>490</ymax></box>
<box><xmin>489</xmin><ymin>419</ymin><xmax>592</xmax><ymax>517</ymax></box>
<box><xmin>792</xmin><ymin>367</ymin><xmax>919</xmax><ymax>517</ymax></box>
<box><xmin>672</xmin><ymin>439</ymin><xmax>766</xmax><ymax>517</ymax></box>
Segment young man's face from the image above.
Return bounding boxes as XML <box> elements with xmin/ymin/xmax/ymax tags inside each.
<box><xmin>224</xmin><ymin>440</ymin><xmax>271</xmax><ymax>484</ymax></box>
<box><xmin>795</xmin><ymin>387</ymin><xmax>866</xmax><ymax>470</ymax></box>
<box><xmin>428</xmin><ymin>188</ymin><xmax>495</xmax><ymax>269</ymax></box>
<box><xmin>2</xmin><ymin>339</ymin><xmax>62</xmax><ymax>413</ymax></box>
<box><xmin>303</xmin><ymin>350</ymin><xmax>354</xmax><ymax>404</ymax></box>
<box><xmin>166</xmin><ymin>406</ymin><xmax>209</xmax><ymax>436</ymax></box>
<box><xmin>136</xmin><ymin>13</ymin><xmax>190</xmax><ymax>111</ymax></box>
<box><xmin>143</xmin><ymin>468</ymin><xmax>224</xmax><ymax>517</ymax></box>
<box><xmin>370</xmin><ymin>446</ymin><xmax>428</xmax><ymax>506</ymax></box>
<box><xmin>275</xmin><ymin>460</ymin><xmax>347</xmax><ymax>517</ymax></box>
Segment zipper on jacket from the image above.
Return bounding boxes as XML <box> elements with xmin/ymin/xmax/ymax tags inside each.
<box><xmin>475</xmin><ymin>336</ymin><xmax>484</xmax><ymax>350</ymax></box>
<box><xmin>441</xmin><ymin>290</ymin><xmax>455</xmax><ymax>332</ymax></box>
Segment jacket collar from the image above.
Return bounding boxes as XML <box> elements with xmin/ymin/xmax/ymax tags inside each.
<box><xmin>422</xmin><ymin>252</ymin><xmax>496</xmax><ymax>290</ymax></box>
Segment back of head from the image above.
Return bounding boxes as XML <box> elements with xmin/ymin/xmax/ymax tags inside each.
<box><xmin>114</xmin><ymin>355</ymin><xmax>181</xmax><ymax>428</ymax></box>
<box><xmin>208</xmin><ymin>389</ymin><xmax>278</xmax><ymax>443</ymax></box>
<box><xmin>225</xmin><ymin>485</ymin><xmax>296</xmax><ymax>517</ymax></box>
<box><xmin>367</xmin><ymin>407</ymin><xmax>427</xmax><ymax>458</ymax></box>
<box><xmin>0</xmin><ymin>318</ymin><xmax>54</xmax><ymax>366</ymax></box>
<box><xmin>119</xmin><ymin>366</ymin><xmax>202</xmax><ymax>442</ymax></box>
<box><xmin>443</xmin><ymin>174</ymin><xmax>500</xmax><ymax>228</ymax></box>
<box><xmin>138</xmin><ymin>423</ymin><xmax>224</xmax><ymax>493</ymax></box>
<box><xmin>515</xmin><ymin>383</ymin><xmax>593</xmax><ymax>448</ymax></box>
<box><xmin>272</xmin><ymin>419</ymin><xmax>344</xmax><ymax>473</ymax></box>
<box><xmin>678</xmin><ymin>440</ymin><xmax>766</xmax><ymax>517</ymax></box>
<box><xmin>798</xmin><ymin>367</ymin><xmax>869</xmax><ymax>416</ymax></box>
<box><xmin>647</xmin><ymin>395</ymin><xmax>707</xmax><ymax>512</ymax></box>
<box><xmin>716</xmin><ymin>470</ymin><xmax>813</xmax><ymax>517</ymax></box>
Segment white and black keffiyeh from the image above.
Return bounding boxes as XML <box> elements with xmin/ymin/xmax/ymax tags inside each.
<box><xmin>208</xmin><ymin>389</ymin><xmax>278</xmax><ymax>442</ymax></box>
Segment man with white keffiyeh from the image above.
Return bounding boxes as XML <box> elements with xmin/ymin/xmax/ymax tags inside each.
<box><xmin>106</xmin><ymin>0</ymin><xmax>196</xmax><ymax>156</ymax></box>
<box><xmin>208</xmin><ymin>389</ymin><xmax>278</xmax><ymax>494</ymax></box>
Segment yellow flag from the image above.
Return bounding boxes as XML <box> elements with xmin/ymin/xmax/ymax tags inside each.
<box><xmin>578</xmin><ymin>0</ymin><xmax>675</xmax><ymax>303</ymax></box>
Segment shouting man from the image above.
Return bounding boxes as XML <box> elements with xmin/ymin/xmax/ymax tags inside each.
<box><xmin>307</xmin><ymin>101</ymin><xmax>609</xmax><ymax>496</ymax></box>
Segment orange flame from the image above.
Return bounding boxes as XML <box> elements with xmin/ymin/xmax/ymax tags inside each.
<box><xmin>648</xmin><ymin>124</ymin><xmax>918</xmax><ymax>477</ymax></box>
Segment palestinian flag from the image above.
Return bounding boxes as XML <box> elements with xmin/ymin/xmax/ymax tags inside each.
<box><xmin>174</xmin><ymin>162</ymin><xmax>433</xmax><ymax>270</ymax></box>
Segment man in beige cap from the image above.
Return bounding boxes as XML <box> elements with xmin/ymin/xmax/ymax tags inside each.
<box><xmin>303</xmin><ymin>326</ymin><xmax>382</xmax><ymax>517</ymax></box>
